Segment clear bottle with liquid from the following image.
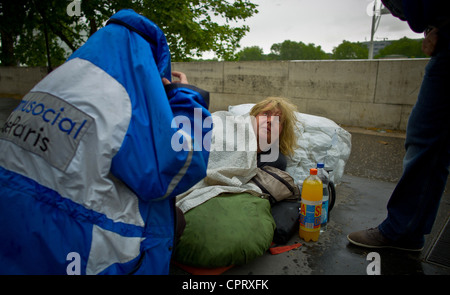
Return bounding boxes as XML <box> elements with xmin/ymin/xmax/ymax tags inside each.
<box><xmin>299</xmin><ymin>168</ymin><xmax>323</xmax><ymax>242</ymax></box>
<box><xmin>317</xmin><ymin>163</ymin><xmax>329</xmax><ymax>232</ymax></box>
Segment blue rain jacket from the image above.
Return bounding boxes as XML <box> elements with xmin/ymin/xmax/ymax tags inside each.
<box><xmin>0</xmin><ymin>9</ymin><xmax>211</xmax><ymax>275</ymax></box>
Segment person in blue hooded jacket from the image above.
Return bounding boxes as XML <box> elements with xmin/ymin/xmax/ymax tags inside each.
<box><xmin>348</xmin><ymin>0</ymin><xmax>450</xmax><ymax>252</ymax></box>
<box><xmin>0</xmin><ymin>9</ymin><xmax>211</xmax><ymax>274</ymax></box>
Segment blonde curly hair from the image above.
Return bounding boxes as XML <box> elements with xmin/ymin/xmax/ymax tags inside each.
<box><xmin>250</xmin><ymin>97</ymin><xmax>300</xmax><ymax>157</ymax></box>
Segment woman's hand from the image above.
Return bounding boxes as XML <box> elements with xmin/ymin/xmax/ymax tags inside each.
<box><xmin>162</xmin><ymin>71</ymin><xmax>188</xmax><ymax>86</ymax></box>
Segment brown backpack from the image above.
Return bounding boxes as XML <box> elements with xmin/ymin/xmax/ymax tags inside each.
<box><xmin>251</xmin><ymin>166</ymin><xmax>300</xmax><ymax>205</ymax></box>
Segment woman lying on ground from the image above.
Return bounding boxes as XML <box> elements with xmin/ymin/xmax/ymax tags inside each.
<box><xmin>250</xmin><ymin>96</ymin><xmax>300</xmax><ymax>171</ymax></box>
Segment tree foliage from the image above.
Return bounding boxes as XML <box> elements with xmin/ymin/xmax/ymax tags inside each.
<box><xmin>236</xmin><ymin>40</ymin><xmax>329</xmax><ymax>61</ymax></box>
<box><xmin>0</xmin><ymin>0</ymin><xmax>258</xmax><ymax>67</ymax></box>
<box><xmin>236</xmin><ymin>45</ymin><xmax>265</xmax><ymax>61</ymax></box>
<box><xmin>332</xmin><ymin>40</ymin><xmax>368</xmax><ymax>59</ymax></box>
<box><xmin>236</xmin><ymin>38</ymin><xmax>426</xmax><ymax>61</ymax></box>
<box><xmin>375</xmin><ymin>37</ymin><xmax>425</xmax><ymax>58</ymax></box>
<box><xmin>270</xmin><ymin>40</ymin><xmax>328</xmax><ymax>60</ymax></box>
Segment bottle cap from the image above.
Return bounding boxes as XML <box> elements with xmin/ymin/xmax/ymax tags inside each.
<box><xmin>310</xmin><ymin>168</ymin><xmax>318</xmax><ymax>175</ymax></box>
<box><xmin>317</xmin><ymin>163</ymin><xmax>324</xmax><ymax>168</ymax></box>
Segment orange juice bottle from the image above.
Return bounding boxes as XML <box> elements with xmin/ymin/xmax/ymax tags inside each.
<box><xmin>299</xmin><ymin>168</ymin><xmax>323</xmax><ymax>242</ymax></box>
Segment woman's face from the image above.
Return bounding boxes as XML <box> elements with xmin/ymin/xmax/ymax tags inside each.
<box><xmin>254</xmin><ymin>105</ymin><xmax>283</xmax><ymax>151</ymax></box>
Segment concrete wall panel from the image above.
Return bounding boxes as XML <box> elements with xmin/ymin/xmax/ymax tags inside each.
<box><xmin>223</xmin><ymin>61</ymin><xmax>289</xmax><ymax>96</ymax></box>
<box><xmin>374</xmin><ymin>59</ymin><xmax>427</xmax><ymax>105</ymax></box>
<box><xmin>288</xmin><ymin>60</ymin><xmax>378</xmax><ymax>103</ymax></box>
<box><xmin>1</xmin><ymin>59</ymin><xmax>428</xmax><ymax>130</ymax></box>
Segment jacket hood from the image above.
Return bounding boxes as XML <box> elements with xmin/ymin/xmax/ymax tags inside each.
<box><xmin>107</xmin><ymin>9</ymin><xmax>172</xmax><ymax>81</ymax></box>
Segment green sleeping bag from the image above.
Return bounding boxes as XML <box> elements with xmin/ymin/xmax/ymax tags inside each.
<box><xmin>173</xmin><ymin>193</ymin><xmax>276</xmax><ymax>268</ymax></box>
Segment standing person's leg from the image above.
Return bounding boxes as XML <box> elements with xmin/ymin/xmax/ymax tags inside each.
<box><xmin>348</xmin><ymin>48</ymin><xmax>450</xmax><ymax>251</ymax></box>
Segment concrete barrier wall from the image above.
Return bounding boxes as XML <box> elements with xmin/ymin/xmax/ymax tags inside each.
<box><xmin>173</xmin><ymin>59</ymin><xmax>429</xmax><ymax>130</ymax></box>
<box><xmin>0</xmin><ymin>59</ymin><xmax>429</xmax><ymax>130</ymax></box>
<box><xmin>0</xmin><ymin>67</ymin><xmax>48</xmax><ymax>99</ymax></box>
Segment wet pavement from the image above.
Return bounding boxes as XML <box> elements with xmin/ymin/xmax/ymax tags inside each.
<box><xmin>219</xmin><ymin>174</ymin><xmax>450</xmax><ymax>275</ymax></box>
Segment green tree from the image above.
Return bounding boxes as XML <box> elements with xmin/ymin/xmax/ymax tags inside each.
<box><xmin>236</xmin><ymin>46</ymin><xmax>265</xmax><ymax>61</ymax></box>
<box><xmin>375</xmin><ymin>37</ymin><xmax>425</xmax><ymax>58</ymax></box>
<box><xmin>332</xmin><ymin>40</ymin><xmax>368</xmax><ymax>59</ymax></box>
<box><xmin>0</xmin><ymin>0</ymin><xmax>258</xmax><ymax>68</ymax></box>
<box><xmin>140</xmin><ymin>0</ymin><xmax>258</xmax><ymax>61</ymax></box>
<box><xmin>6</xmin><ymin>0</ymin><xmax>86</xmax><ymax>69</ymax></box>
<box><xmin>0</xmin><ymin>0</ymin><xmax>27</xmax><ymax>66</ymax></box>
<box><xmin>270</xmin><ymin>40</ymin><xmax>327</xmax><ymax>60</ymax></box>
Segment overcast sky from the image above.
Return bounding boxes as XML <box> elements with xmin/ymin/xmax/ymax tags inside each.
<box><xmin>221</xmin><ymin>0</ymin><xmax>423</xmax><ymax>55</ymax></box>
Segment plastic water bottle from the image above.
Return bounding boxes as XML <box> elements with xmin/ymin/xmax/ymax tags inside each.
<box><xmin>299</xmin><ymin>168</ymin><xmax>323</xmax><ymax>242</ymax></box>
<box><xmin>317</xmin><ymin>163</ymin><xmax>329</xmax><ymax>232</ymax></box>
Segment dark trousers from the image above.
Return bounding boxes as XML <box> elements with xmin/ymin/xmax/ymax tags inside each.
<box><xmin>379</xmin><ymin>47</ymin><xmax>450</xmax><ymax>247</ymax></box>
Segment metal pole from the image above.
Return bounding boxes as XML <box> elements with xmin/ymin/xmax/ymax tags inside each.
<box><xmin>369</xmin><ymin>10</ymin><xmax>376</xmax><ymax>59</ymax></box>
<box><xmin>368</xmin><ymin>0</ymin><xmax>377</xmax><ymax>59</ymax></box>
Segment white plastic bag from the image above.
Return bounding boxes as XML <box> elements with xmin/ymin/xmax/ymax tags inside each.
<box><xmin>228</xmin><ymin>104</ymin><xmax>352</xmax><ymax>185</ymax></box>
